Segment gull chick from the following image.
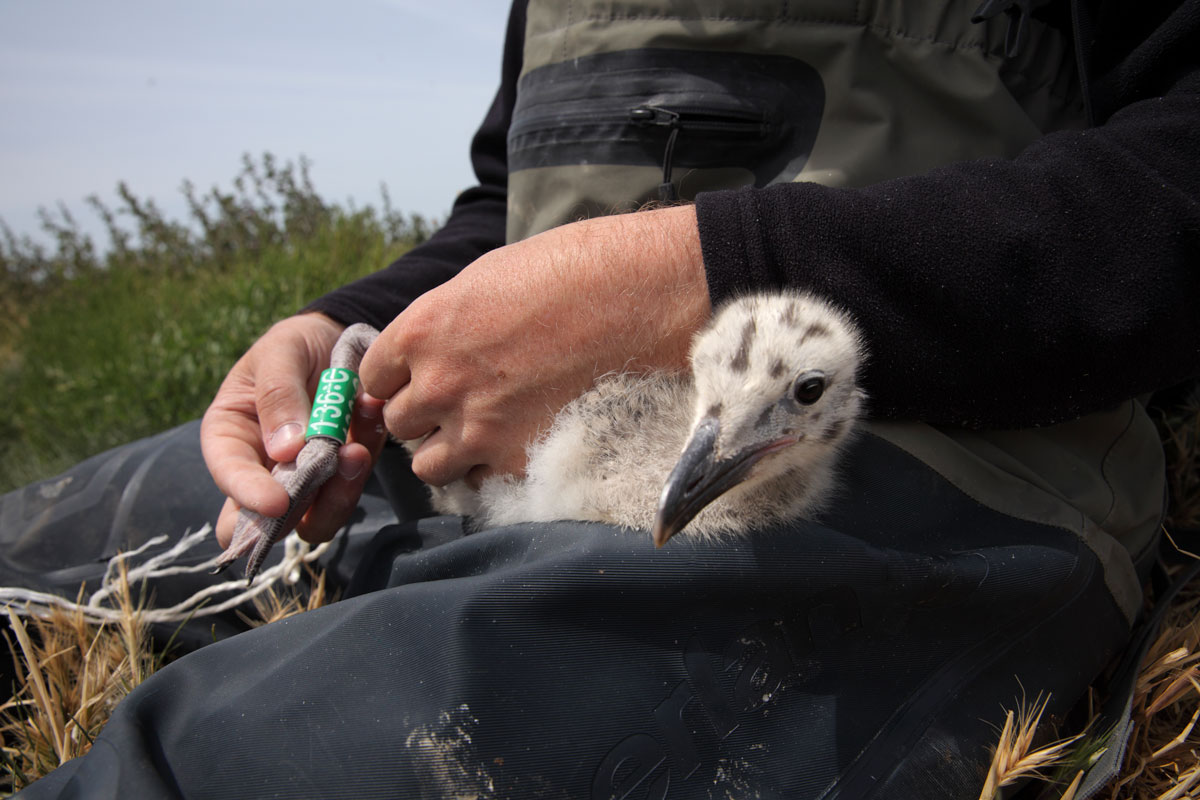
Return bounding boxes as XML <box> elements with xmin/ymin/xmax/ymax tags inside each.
<box><xmin>426</xmin><ymin>291</ymin><xmax>866</xmax><ymax>546</ymax></box>
<box><xmin>220</xmin><ymin>293</ymin><xmax>864</xmax><ymax>580</ymax></box>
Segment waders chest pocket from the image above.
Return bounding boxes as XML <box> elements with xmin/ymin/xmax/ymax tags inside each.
<box><xmin>507</xmin><ymin>48</ymin><xmax>825</xmax><ymax>191</ymax></box>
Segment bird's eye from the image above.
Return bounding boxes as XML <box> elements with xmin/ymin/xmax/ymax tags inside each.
<box><xmin>792</xmin><ymin>374</ymin><xmax>826</xmax><ymax>405</ymax></box>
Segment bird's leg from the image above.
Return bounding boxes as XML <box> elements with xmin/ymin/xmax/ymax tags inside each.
<box><xmin>213</xmin><ymin>323</ymin><xmax>380</xmax><ymax>583</ymax></box>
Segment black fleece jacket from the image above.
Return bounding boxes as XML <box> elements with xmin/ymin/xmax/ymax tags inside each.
<box><xmin>309</xmin><ymin>0</ymin><xmax>1200</xmax><ymax>429</ymax></box>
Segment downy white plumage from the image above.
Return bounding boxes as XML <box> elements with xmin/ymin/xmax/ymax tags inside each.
<box><xmin>421</xmin><ymin>291</ymin><xmax>866</xmax><ymax>546</ymax></box>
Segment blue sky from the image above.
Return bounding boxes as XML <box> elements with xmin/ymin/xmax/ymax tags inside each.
<box><xmin>0</xmin><ymin>0</ymin><xmax>510</xmax><ymax>245</ymax></box>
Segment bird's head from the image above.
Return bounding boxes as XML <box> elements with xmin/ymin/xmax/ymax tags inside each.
<box><xmin>652</xmin><ymin>292</ymin><xmax>866</xmax><ymax>547</ymax></box>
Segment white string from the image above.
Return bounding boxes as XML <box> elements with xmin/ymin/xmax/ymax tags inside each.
<box><xmin>0</xmin><ymin>524</ymin><xmax>330</xmax><ymax>626</ymax></box>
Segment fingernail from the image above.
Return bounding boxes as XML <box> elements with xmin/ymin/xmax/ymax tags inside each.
<box><xmin>269</xmin><ymin>422</ymin><xmax>304</xmax><ymax>450</ymax></box>
<box><xmin>338</xmin><ymin>460</ymin><xmax>365</xmax><ymax>481</ymax></box>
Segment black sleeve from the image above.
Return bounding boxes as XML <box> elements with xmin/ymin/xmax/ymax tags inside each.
<box><xmin>304</xmin><ymin>2</ymin><xmax>526</xmax><ymax>330</ymax></box>
<box><xmin>695</xmin><ymin>0</ymin><xmax>1200</xmax><ymax>429</ymax></box>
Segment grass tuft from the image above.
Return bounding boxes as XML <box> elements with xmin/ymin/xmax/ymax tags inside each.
<box><xmin>978</xmin><ymin>693</ymin><xmax>1086</xmax><ymax>800</ymax></box>
<box><xmin>1099</xmin><ymin>565</ymin><xmax>1200</xmax><ymax>799</ymax></box>
<box><xmin>0</xmin><ymin>562</ymin><xmax>159</xmax><ymax>792</ymax></box>
<box><xmin>974</xmin><ymin>392</ymin><xmax>1200</xmax><ymax>799</ymax></box>
<box><xmin>0</xmin><ymin>559</ymin><xmax>332</xmax><ymax>794</ymax></box>
<box><xmin>238</xmin><ymin>562</ymin><xmax>337</xmax><ymax>628</ymax></box>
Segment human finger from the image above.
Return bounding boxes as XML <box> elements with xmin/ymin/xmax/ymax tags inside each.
<box><xmin>380</xmin><ymin>380</ymin><xmax>449</xmax><ymax>443</ymax></box>
<box><xmin>349</xmin><ymin>392</ymin><xmax>389</xmax><ymax>457</ymax></box>
<box><xmin>294</xmin><ymin>442</ymin><xmax>377</xmax><ymax>543</ymax></box>
<box><xmin>359</xmin><ymin>325</ymin><xmax>413</xmax><ymax>402</ymax></box>
<box><xmin>201</xmin><ymin>399</ymin><xmax>291</xmax><ymax>520</ymax></box>
<box><xmin>202</xmin><ymin>314</ymin><xmax>344</xmax><ymax>520</ymax></box>
<box><xmin>407</xmin><ymin>425</ymin><xmax>485</xmax><ymax>487</ymax></box>
<box><xmin>215</xmin><ymin>497</ymin><xmax>242</xmax><ymax>549</ymax></box>
<box><xmin>254</xmin><ymin>359</ymin><xmax>319</xmax><ymax>465</ymax></box>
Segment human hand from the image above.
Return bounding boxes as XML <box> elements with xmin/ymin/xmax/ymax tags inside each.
<box><xmin>201</xmin><ymin>312</ymin><xmax>388</xmax><ymax>548</ymax></box>
<box><xmin>360</xmin><ymin>204</ymin><xmax>710</xmax><ymax>488</ymax></box>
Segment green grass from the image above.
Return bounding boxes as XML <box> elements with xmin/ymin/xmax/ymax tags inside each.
<box><xmin>0</xmin><ymin>154</ymin><xmax>431</xmax><ymax>493</ymax></box>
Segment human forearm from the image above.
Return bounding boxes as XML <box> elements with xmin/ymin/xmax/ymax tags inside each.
<box><xmin>360</xmin><ymin>203</ymin><xmax>710</xmax><ymax>486</ymax></box>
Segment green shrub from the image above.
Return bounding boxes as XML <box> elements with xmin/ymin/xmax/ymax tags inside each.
<box><xmin>0</xmin><ymin>154</ymin><xmax>433</xmax><ymax>492</ymax></box>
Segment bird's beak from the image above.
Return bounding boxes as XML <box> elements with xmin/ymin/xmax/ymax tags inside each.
<box><xmin>652</xmin><ymin>417</ymin><xmax>797</xmax><ymax>547</ymax></box>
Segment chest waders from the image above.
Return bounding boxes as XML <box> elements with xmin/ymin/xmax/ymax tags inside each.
<box><xmin>510</xmin><ymin>0</ymin><xmax>1159</xmax><ymax>611</ymax></box>
<box><xmin>505</xmin><ymin>0</ymin><xmax>1162</xmax><ymax>794</ymax></box>
<box><xmin>3</xmin><ymin>2</ymin><xmax>1165</xmax><ymax>798</ymax></box>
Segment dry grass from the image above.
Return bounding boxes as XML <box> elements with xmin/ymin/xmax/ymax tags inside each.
<box><xmin>1095</xmin><ymin>392</ymin><xmax>1200</xmax><ymax>799</ymax></box>
<box><xmin>978</xmin><ymin>693</ymin><xmax>1087</xmax><ymax>800</ymax></box>
<box><xmin>979</xmin><ymin>565</ymin><xmax>1200</xmax><ymax>800</ymax></box>
<box><xmin>1097</xmin><ymin>563</ymin><xmax>1200</xmax><ymax>800</ymax></box>
<box><xmin>980</xmin><ymin>391</ymin><xmax>1200</xmax><ymax>799</ymax></box>
<box><xmin>0</xmin><ymin>561</ymin><xmax>331</xmax><ymax>794</ymax></box>
<box><xmin>238</xmin><ymin>562</ymin><xmax>337</xmax><ymax>628</ymax></box>
<box><xmin>0</xmin><ymin>561</ymin><xmax>157</xmax><ymax>791</ymax></box>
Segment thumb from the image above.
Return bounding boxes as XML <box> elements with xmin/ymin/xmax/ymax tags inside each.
<box><xmin>255</xmin><ymin>363</ymin><xmax>313</xmax><ymax>464</ymax></box>
<box><xmin>255</xmin><ymin>314</ymin><xmax>345</xmax><ymax>463</ymax></box>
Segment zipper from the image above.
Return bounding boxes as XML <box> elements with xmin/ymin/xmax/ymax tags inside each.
<box><xmin>507</xmin><ymin>103</ymin><xmax>771</xmax><ymax>142</ymax></box>
<box><xmin>628</xmin><ymin>105</ymin><xmax>770</xmax><ymax>137</ymax></box>
<box><xmin>509</xmin><ymin>99</ymin><xmax>773</xmax><ymax>202</ymax></box>
<box><xmin>628</xmin><ymin>105</ymin><xmax>771</xmax><ymax>201</ymax></box>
